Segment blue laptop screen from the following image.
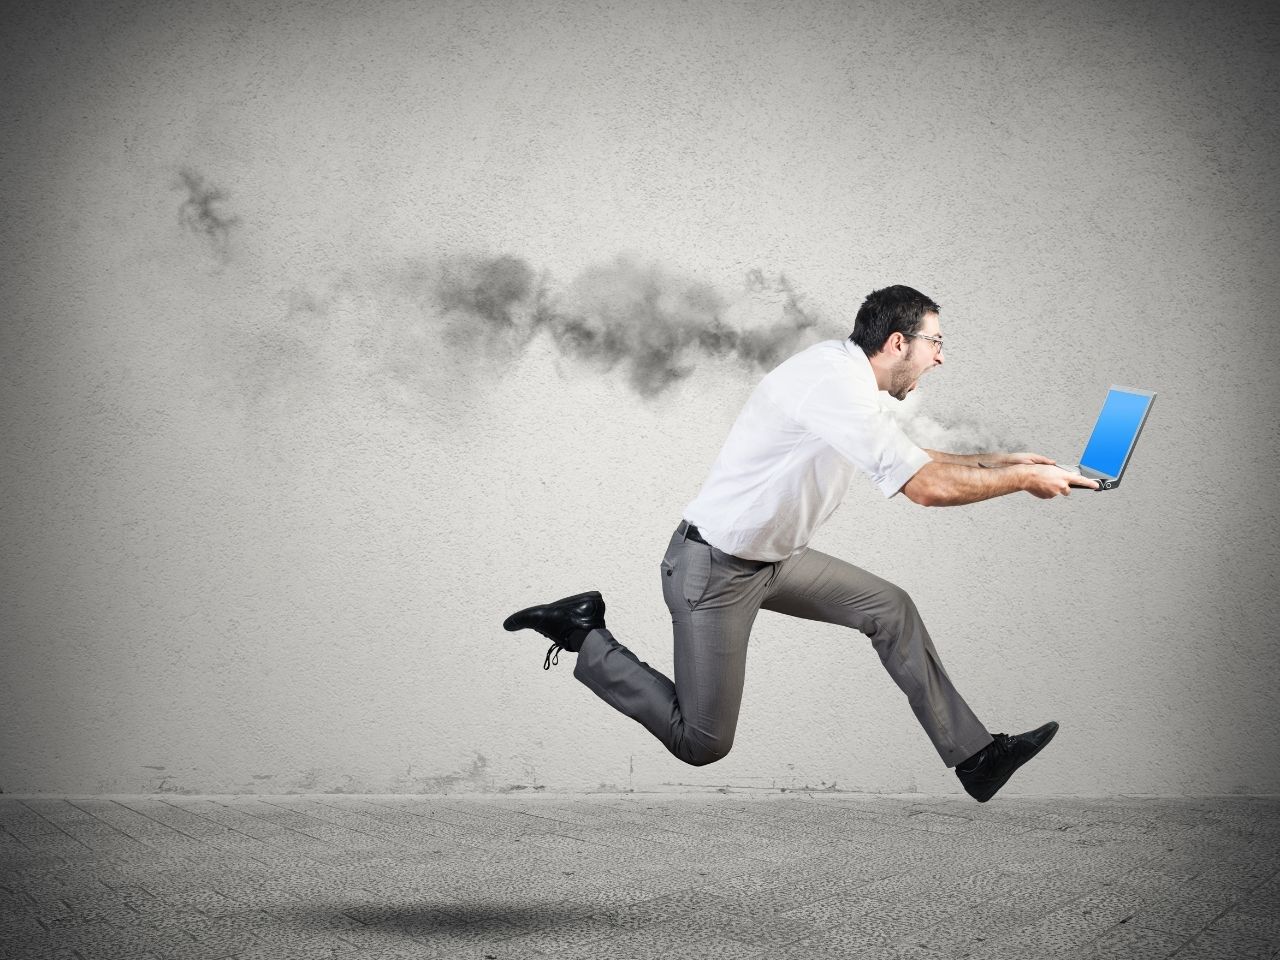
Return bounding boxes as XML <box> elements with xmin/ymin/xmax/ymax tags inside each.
<box><xmin>1080</xmin><ymin>389</ymin><xmax>1153</xmax><ymax>477</ymax></box>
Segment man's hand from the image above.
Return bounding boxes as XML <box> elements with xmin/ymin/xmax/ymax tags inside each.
<box><xmin>1021</xmin><ymin>463</ymin><xmax>1100</xmax><ymax>498</ymax></box>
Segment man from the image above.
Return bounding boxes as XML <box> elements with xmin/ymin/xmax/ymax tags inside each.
<box><xmin>504</xmin><ymin>285</ymin><xmax>1098</xmax><ymax>802</ymax></box>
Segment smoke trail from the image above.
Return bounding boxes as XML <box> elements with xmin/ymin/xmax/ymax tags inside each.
<box><xmin>538</xmin><ymin>256</ymin><xmax>727</xmax><ymax>395</ymax></box>
<box><xmin>431</xmin><ymin>253</ymin><xmax>547</xmax><ymax>362</ymax></box>
<box><xmin>175</xmin><ymin>167</ymin><xmax>239</xmax><ymax>263</ymax></box>
<box><xmin>880</xmin><ymin>394</ymin><xmax>1027</xmax><ymax>455</ymax></box>
<box><xmin>216</xmin><ymin>244</ymin><xmax>1014</xmax><ymax>456</ymax></box>
<box><xmin>424</xmin><ymin>254</ymin><xmax>821</xmax><ymax>397</ymax></box>
<box><xmin>437</xmin><ymin>254</ymin><xmax>539</xmax><ymax>330</ymax></box>
<box><xmin>732</xmin><ymin>269</ymin><xmax>821</xmax><ymax>370</ymax></box>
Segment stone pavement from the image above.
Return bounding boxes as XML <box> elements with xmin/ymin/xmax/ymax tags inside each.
<box><xmin>1</xmin><ymin>794</ymin><xmax>1278</xmax><ymax>960</ymax></box>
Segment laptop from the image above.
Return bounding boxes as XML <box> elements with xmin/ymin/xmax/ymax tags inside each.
<box><xmin>1056</xmin><ymin>386</ymin><xmax>1156</xmax><ymax>491</ymax></box>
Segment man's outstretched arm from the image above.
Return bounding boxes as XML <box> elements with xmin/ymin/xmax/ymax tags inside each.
<box><xmin>903</xmin><ymin>460</ymin><xmax>1099</xmax><ymax>506</ymax></box>
<box><xmin>923</xmin><ymin>448</ymin><xmax>1057</xmax><ymax>468</ymax></box>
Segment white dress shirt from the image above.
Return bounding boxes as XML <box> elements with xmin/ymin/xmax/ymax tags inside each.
<box><xmin>683</xmin><ymin>339</ymin><xmax>932</xmax><ymax>561</ymax></box>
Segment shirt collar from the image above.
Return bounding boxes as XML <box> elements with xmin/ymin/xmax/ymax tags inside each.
<box><xmin>841</xmin><ymin>337</ymin><xmax>886</xmax><ymax>394</ymax></box>
<box><xmin>842</xmin><ymin>337</ymin><xmax>871</xmax><ymax>370</ymax></box>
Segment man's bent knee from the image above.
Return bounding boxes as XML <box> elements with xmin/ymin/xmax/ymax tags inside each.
<box><xmin>673</xmin><ymin>733</ymin><xmax>733</xmax><ymax>767</ymax></box>
<box><xmin>683</xmin><ymin>743</ymin><xmax>732</xmax><ymax>767</ymax></box>
<box><xmin>879</xmin><ymin>584</ymin><xmax>921</xmax><ymax>627</ymax></box>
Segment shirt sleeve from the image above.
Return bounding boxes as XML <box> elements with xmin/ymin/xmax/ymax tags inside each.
<box><xmin>791</xmin><ymin>373</ymin><xmax>933</xmax><ymax>498</ymax></box>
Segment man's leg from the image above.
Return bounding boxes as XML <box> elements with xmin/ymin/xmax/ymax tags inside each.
<box><xmin>572</xmin><ymin>527</ymin><xmax>775</xmax><ymax>766</ymax></box>
<box><xmin>761</xmin><ymin>547</ymin><xmax>992</xmax><ymax>767</ymax></box>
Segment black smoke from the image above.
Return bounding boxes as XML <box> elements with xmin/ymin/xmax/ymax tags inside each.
<box><xmin>430</xmin><ymin>254</ymin><xmax>821</xmax><ymax>397</ymax></box>
<box><xmin>176</xmin><ymin>167</ymin><xmax>239</xmax><ymax>263</ymax></box>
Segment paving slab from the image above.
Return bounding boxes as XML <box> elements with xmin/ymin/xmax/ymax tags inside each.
<box><xmin>1</xmin><ymin>795</ymin><xmax>1277</xmax><ymax>959</ymax></box>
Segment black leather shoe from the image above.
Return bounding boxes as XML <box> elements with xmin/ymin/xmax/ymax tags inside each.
<box><xmin>956</xmin><ymin>721</ymin><xmax>1059</xmax><ymax>803</ymax></box>
<box><xmin>503</xmin><ymin>591</ymin><xmax>606</xmax><ymax>669</ymax></box>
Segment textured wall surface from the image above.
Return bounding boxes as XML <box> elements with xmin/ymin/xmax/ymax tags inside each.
<box><xmin>2</xmin><ymin>0</ymin><xmax>1277</xmax><ymax>796</ymax></box>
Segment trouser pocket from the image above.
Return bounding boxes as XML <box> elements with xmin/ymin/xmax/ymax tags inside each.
<box><xmin>661</xmin><ymin>542</ymin><xmax>714</xmax><ymax>610</ymax></box>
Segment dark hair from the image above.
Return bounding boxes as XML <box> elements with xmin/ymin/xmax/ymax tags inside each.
<box><xmin>849</xmin><ymin>285</ymin><xmax>941</xmax><ymax>357</ymax></box>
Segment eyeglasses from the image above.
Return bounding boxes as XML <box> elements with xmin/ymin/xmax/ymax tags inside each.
<box><xmin>906</xmin><ymin>333</ymin><xmax>945</xmax><ymax>353</ymax></box>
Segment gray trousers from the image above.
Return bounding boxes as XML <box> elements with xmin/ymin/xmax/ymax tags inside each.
<box><xmin>573</xmin><ymin>523</ymin><xmax>993</xmax><ymax>768</ymax></box>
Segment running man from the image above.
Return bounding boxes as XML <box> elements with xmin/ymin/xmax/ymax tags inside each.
<box><xmin>504</xmin><ymin>285</ymin><xmax>1096</xmax><ymax>801</ymax></box>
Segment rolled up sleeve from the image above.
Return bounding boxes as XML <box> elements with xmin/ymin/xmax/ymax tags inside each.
<box><xmin>792</xmin><ymin>375</ymin><xmax>933</xmax><ymax>498</ymax></box>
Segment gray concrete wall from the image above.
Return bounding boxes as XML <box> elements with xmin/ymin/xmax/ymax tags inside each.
<box><xmin>2</xmin><ymin>0</ymin><xmax>1277</xmax><ymax>796</ymax></box>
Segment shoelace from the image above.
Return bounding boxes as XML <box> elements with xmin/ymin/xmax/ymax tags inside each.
<box><xmin>543</xmin><ymin>642</ymin><xmax>563</xmax><ymax>670</ymax></box>
<box><xmin>960</xmin><ymin>733</ymin><xmax>1012</xmax><ymax>772</ymax></box>
<box><xmin>987</xmin><ymin>733</ymin><xmax>1021</xmax><ymax>760</ymax></box>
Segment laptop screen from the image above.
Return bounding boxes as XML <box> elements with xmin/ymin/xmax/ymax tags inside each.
<box><xmin>1080</xmin><ymin>388</ymin><xmax>1155</xmax><ymax>478</ymax></box>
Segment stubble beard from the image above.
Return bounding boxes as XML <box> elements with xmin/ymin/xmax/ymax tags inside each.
<box><xmin>889</xmin><ymin>353</ymin><xmax>916</xmax><ymax>401</ymax></box>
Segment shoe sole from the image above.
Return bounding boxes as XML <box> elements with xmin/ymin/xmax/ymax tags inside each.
<box><xmin>502</xmin><ymin>591</ymin><xmax>603</xmax><ymax>632</ymax></box>
<box><xmin>970</xmin><ymin>721</ymin><xmax>1059</xmax><ymax>803</ymax></box>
